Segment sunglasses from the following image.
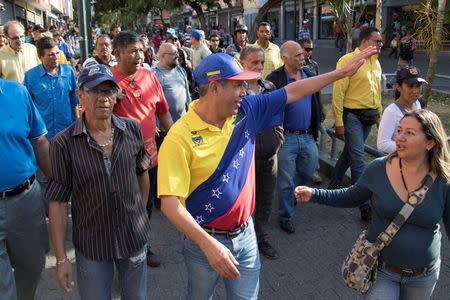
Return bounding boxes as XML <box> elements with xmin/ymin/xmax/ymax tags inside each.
<box><xmin>304</xmin><ymin>48</ymin><xmax>313</xmax><ymax>52</ymax></box>
<box><xmin>211</xmin><ymin>39</ymin><xmax>219</xmax><ymax>42</ymax></box>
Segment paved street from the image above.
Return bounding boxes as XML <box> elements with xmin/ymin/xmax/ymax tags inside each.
<box><xmin>36</xmin><ymin>175</ymin><xmax>450</xmax><ymax>299</ymax></box>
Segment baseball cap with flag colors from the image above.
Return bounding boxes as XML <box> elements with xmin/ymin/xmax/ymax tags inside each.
<box><xmin>194</xmin><ymin>53</ymin><xmax>261</xmax><ymax>86</ymax></box>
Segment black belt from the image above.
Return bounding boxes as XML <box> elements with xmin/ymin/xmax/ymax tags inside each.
<box><xmin>378</xmin><ymin>260</ymin><xmax>433</xmax><ymax>278</ymax></box>
<box><xmin>0</xmin><ymin>174</ymin><xmax>35</xmax><ymax>198</ymax></box>
<box><xmin>285</xmin><ymin>129</ymin><xmax>312</xmax><ymax>135</ymax></box>
<box><xmin>201</xmin><ymin>220</ymin><xmax>250</xmax><ymax>237</ymax></box>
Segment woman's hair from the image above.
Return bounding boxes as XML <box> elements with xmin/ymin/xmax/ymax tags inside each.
<box><xmin>388</xmin><ymin>110</ymin><xmax>450</xmax><ymax>181</ymax></box>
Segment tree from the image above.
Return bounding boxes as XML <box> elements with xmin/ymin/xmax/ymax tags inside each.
<box><xmin>414</xmin><ymin>0</ymin><xmax>448</xmax><ymax>104</ymax></box>
<box><xmin>178</xmin><ymin>0</ymin><xmax>232</xmax><ymax>32</ymax></box>
<box><xmin>247</xmin><ymin>0</ymin><xmax>282</xmax><ymax>43</ymax></box>
<box><xmin>328</xmin><ymin>0</ymin><xmax>367</xmax><ymax>53</ymax></box>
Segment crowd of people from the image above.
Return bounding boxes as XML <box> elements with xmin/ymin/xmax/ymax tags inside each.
<box><xmin>0</xmin><ymin>18</ymin><xmax>448</xmax><ymax>300</ymax></box>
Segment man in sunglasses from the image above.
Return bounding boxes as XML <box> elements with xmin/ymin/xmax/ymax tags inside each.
<box><xmin>0</xmin><ymin>20</ymin><xmax>40</xmax><ymax>83</ymax></box>
<box><xmin>111</xmin><ymin>31</ymin><xmax>173</xmax><ymax>267</ymax></box>
<box><xmin>209</xmin><ymin>33</ymin><xmax>224</xmax><ymax>54</ymax></box>
<box><xmin>47</xmin><ymin>64</ymin><xmax>153</xmax><ymax>299</ymax></box>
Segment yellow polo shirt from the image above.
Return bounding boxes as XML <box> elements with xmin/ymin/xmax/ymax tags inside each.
<box><xmin>0</xmin><ymin>43</ymin><xmax>40</xmax><ymax>83</ymax></box>
<box><xmin>332</xmin><ymin>48</ymin><xmax>382</xmax><ymax>127</ymax></box>
<box><xmin>157</xmin><ymin>99</ymin><xmax>235</xmax><ymax>207</ymax></box>
<box><xmin>254</xmin><ymin>40</ymin><xmax>282</xmax><ymax>79</ymax></box>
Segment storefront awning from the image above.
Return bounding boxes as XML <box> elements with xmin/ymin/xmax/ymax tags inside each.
<box><xmin>46</xmin><ymin>11</ymin><xmax>59</xmax><ymax>19</ymax></box>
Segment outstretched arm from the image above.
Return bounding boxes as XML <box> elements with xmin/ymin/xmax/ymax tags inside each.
<box><xmin>284</xmin><ymin>46</ymin><xmax>377</xmax><ymax>104</ymax></box>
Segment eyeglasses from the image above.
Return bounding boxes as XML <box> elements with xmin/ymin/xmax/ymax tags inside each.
<box><xmin>161</xmin><ymin>52</ymin><xmax>178</xmax><ymax>56</ymax></box>
<box><xmin>371</xmin><ymin>39</ymin><xmax>383</xmax><ymax>44</ymax></box>
<box><xmin>211</xmin><ymin>39</ymin><xmax>219</xmax><ymax>42</ymax></box>
<box><xmin>84</xmin><ymin>88</ymin><xmax>118</xmax><ymax>98</ymax></box>
<box><xmin>9</xmin><ymin>35</ymin><xmax>25</xmax><ymax>41</ymax></box>
<box><xmin>130</xmin><ymin>81</ymin><xmax>141</xmax><ymax>99</ymax></box>
<box><xmin>304</xmin><ymin>48</ymin><xmax>313</xmax><ymax>52</ymax></box>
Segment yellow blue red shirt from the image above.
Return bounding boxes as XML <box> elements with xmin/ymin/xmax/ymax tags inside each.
<box><xmin>158</xmin><ymin>88</ymin><xmax>287</xmax><ymax>230</ymax></box>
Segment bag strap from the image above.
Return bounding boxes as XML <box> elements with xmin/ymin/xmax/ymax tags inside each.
<box><xmin>374</xmin><ymin>172</ymin><xmax>436</xmax><ymax>249</ymax></box>
<box><xmin>394</xmin><ymin>100</ymin><xmax>407</xmax><ymax>115</ymax></box>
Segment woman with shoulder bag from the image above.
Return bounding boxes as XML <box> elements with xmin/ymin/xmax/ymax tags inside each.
<box><xmin>377</xmin><ymin>66</ymin><xmax>426</xmax><ymax>154</ymax></box>
<box><xmin>296</xmin><ymin>109</ymin><xmax>450</xmax><ymax>299</ymax></box>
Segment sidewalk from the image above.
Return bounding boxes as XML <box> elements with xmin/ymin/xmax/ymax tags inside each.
<box><xmin>35</xmin><ymin>176</ymin><xmax>450</xmax><ymax>299</ymax></box>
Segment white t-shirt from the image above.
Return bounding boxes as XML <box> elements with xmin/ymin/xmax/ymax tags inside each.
<box><xmin>377</xmin><ymin>100</ymin><xmax>422</xmax><ymax>154</ymax></box>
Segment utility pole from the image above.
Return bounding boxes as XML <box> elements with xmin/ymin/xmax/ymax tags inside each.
<box><xmin>78</xmin><ymin>0</ymin><xmax>92</xmax><ymax>62</ymax></box>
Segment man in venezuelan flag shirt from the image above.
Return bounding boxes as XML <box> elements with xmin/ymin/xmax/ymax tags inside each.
<box><xmin>157</xmin><ymin>50</ymin><xmax>377</xmax><ymax>299</ymax></box>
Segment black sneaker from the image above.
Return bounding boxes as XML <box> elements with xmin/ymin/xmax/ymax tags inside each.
<box><xmin>279</xmin><ymin>220</ymin><xmax>295</xmax><ymax>234</ymax></box>
<box><xmin>360</xmin><ymin>207</ymin><xmax>372</xmax><ymax>222</ymax></box>
<box><xmin>258</xmin><ymin>240</ymin><xmax>279</xmax><ymax>260</ymax></box>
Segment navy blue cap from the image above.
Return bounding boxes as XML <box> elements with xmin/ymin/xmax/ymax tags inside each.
<box><xmin>397</xmin><ymin>67</ymin><xmax>427</xmax><ymax>85</ymax></box>
<box><xmin>194</xmin><ymin>53</ymin><xmax>260</xmax><ymax>86</ymax></box>
<box><xmin>78</xmin><ymin>65</ymin><xmax>119</xmax><ymax>89</ymax></box>
<box><xmin>190</xmin><ymin>29</ymin><xmax>202</xmax><ymax>40</ymax></box>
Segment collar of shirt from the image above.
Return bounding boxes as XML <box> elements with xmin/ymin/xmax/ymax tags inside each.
<box><xmin>185</xmin><ymin>100</ymin><xmax>234</xmax><ymax>132</ymax></box>
<box><xmin>36</xmin><ymin>63</ymin><xmax>68</xmax><ymax>78</ymax></box>
<box><xmin>255</xmin><ymin>40</ymin><xmax>274</xmax><ymax>51</ymax></box>
<box><xmin>5</xmin><ymin>44</ymin><xmax>22</xmax><ymax>55</ymax></box>
<box><xmin>71</xmin><ymin>113</ymin><xmax>126</xmax><ymax>137</ymax></box>
<box><xmin>355</xmin><ymin>47</ymin><xmax>379</xmax><ymax>63</ymax></box>
<box><xmin>284</xmin><ymin>68</ymin><xmax>306</xmax><ymax>82</ymax></box>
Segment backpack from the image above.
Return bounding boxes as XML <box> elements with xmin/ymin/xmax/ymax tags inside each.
<box><xmin>399</xmin><ymin>38</ymin><xmax>414</xmax><ymax>60</ymax></box>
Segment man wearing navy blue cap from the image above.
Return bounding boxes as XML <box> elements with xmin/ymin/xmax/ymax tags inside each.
<box><xmin>47</xmin><ymin>64</ymin><xmax>153</xmax><ymax>299</ymax></box>
<box><xmin>157</xmin><ymin>48</ymin><xmax>377</xmax><ymax>299</ymax></box>
<box><xmin>190</xmin><ymin>29</ymin><xmax>211</xmax><ymax>68</ymax></box>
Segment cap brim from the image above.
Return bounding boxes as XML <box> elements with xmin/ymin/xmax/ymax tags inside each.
<box><xmin>227</xmin><ymin>70</ymin><xmax>261</xmax><ymax>81</ymax></box>
<box><xmin>83</xmin><ymin>78</ymin><xmax>119</xmax><ymax>89</ymax></box>
<box><xmin>404</xmin><ymin>77</ymin><xmax>428</xmax><ymax>85</ymax></box>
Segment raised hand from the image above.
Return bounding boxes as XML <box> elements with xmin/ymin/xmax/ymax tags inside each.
<box><xmin>341</xmin><ymin>46</ymin><xmax>378</xmax><ymax>77</ymax></box>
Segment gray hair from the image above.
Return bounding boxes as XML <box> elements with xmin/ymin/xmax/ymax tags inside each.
<box><xmin>240</xmin><ymin>45</ymin><xmax>264</xmax><ymax>62</ymax></box>
<box><xmin>280</xmin><ymin>40</ymin><xmax>300</xmax><ymax>60</ymax></box>
<box><xmin>4</xmin><ymin>20</ymin><xmax>24</xmax><ymax>36</ymax></box>
<box><xmin>113</xmin><ymin>31</ymin><xmax>142</xmax><ymax>51</ymax></box>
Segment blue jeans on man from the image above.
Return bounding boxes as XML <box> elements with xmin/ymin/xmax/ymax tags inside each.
<box><xmin>277</xmin><ymin>133</ymin><xmax>319</xmax><ymax>221</ymax></box>
<box><xmin>0</xmin><ymin>180</ymin><xmax>48</xmax><ymax>300</ymax></box>
<box><xmin>329</xmin><ymin>110</ymin><xmax>372</xmax><ymax>210</ymax></box>
<box><xmin>75</xmin><ymin>246</ymin><xmax>147</xmax><ymax>300</ymax></box>
<box><xmin>183</xmin><ymin>218</ymin><xmax>260</xmax><ymax>300</ymax></box>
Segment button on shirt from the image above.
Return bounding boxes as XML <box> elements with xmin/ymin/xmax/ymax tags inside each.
<box><xmin>284</xmin><ymin>69</ymin><xmax>312</xmax><ymax>131</ymax></box>
<box><xmin>0</xmin><ymin>43</ymin><xmax>40</xmax><ymax>83</ymax></box>
<box><xmin>0</xmin><ymin>79</ymin><xmax>47</xmax><ymax>191</ymax></box>
<box><xmin>24</xmin><ymin>63</ymin><xmax>78</xmax><ymax>140</ymax></box>
<box><xmin>46</xmin><ymin>114</ymin><xmax>153</xmax><ymax>260</ymax></box>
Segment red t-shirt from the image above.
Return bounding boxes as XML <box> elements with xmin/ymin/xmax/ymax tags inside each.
<box><xmin>112</xmin><ymin>67</ymin><xmax>169</xmax><ymax>168</ymax></box>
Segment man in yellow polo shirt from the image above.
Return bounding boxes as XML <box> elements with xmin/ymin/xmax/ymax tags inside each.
<box><xmin>157</xmin><ymin>47</ymin><xmax>376</xmax><ymax>299</ymax></box>
<box><xmin>329</xmin><ymin>27</ymin><xmax>383</xmax><ymax>222</ymax></box>
<box><xmin>254</xmin><ymin>22</ymin><xmax>282</xmax><ymax>79</ymax></box>
<box><xmin>0</xmin><ymin>21</ymin><xmax>40</xmax><ymax>83</ymax></box>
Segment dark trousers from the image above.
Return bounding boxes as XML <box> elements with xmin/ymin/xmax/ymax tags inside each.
<box><xmin>146</xmin><ymin>166</ymin><xmax>157</xmax><ymax>222</ymax></box>
<box><xmin>253</xmin><ymin>154</ymin><xmax>278</xmax><ymax>241</ymax></box>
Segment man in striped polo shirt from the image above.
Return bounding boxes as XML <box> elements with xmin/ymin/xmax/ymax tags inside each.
<box><xmin>47</xmin><ymin>64</ymin><xmax>152</xmax><ymax>299</ymax></box>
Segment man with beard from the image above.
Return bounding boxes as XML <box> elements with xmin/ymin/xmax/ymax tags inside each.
<box><xmin>151</xmin><ymin>43</ymin><xmax>191</xmax><ymax>123</ymax></box>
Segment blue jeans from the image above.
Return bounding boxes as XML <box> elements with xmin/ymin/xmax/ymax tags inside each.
<box><xmin>329</xmin><ymin>111</ymin><xmax>373</xmax><ymax>209</ymax></box>
<box><xmin>365</xmin><ymin>259</ymin><xmax>440</xmax><ymax>300</ymax></box>
<box><xmin>0</xmin><ymin>179</ymin><xmax>48</xmax><ymax>300</ymax></box>
<box><xmin>183</xmin><ymin>218</ymin><xmax>260</xmax><ymax>300</ymax></box>
<box><xmin>75</xmin><ymin>246</ymin><xmax>147</xmax><ymax>300</ymax></box>
<box><xmin>277</xmin><ymin>133</ymin><xmax>318</xmax><ymax>221</ymax></box>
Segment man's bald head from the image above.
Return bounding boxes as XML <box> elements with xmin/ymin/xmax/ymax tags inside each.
<box><xmin>280</xmin><ymin>40</ymin><xmax>304</xmax><ymax>72</ymax></box>
<box><xmin>159</xmin><ymin>42</ymin><xmax>179</xmax><ymax>69</ymax></box>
